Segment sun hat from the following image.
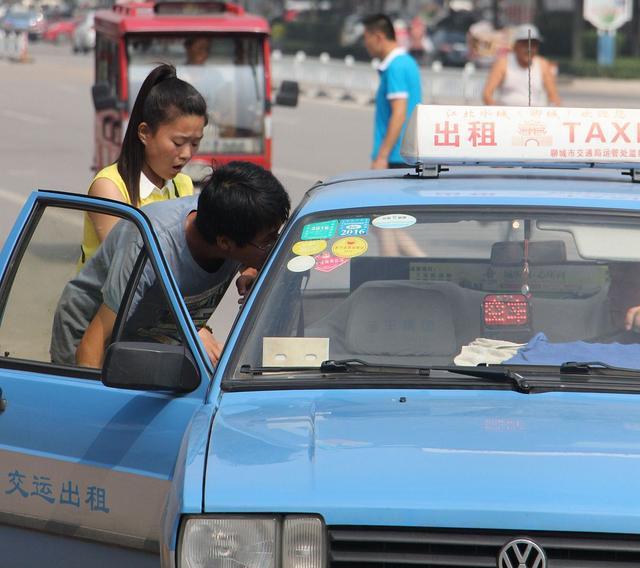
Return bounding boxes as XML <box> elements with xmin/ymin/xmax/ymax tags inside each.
<box><xmin>513</xmin><ymin>24</ymin><xmax>542</xmax><ymax>42</ymax></box>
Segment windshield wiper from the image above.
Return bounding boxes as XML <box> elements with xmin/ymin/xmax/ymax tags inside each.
<box><xmin>240</xmin><ymin>359</ymin><xmax>430</xmax><ymax>376</ymax></box>
<box><xmin>321</xmin><ymin>360</ymin><xmax>531</xmax><ymax>392</ymax></box>
<box><xmin>560</xmin><ymin>361</ymin><xmax>640</xmax><ymax>375</ymax></box>
<box><xmin>322</xmin><ymin>361</ymin><xmax>532</xmax><ymax>391</ymax></box>
<box><xmin>320</xmin><ymin>359</ymin><xmax>431</xmax><ymax>375</ymax></box>
<box><xmin>240</xmin><ymin>359</ymin><xmax>532</xmax><ymax>392</ymax></box>
<box><xmin>431</xmin><ymin>364</ymin><xmax>532</xmax><ymax>393</ymax></box>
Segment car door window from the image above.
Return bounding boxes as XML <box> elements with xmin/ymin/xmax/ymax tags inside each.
<box><xmin>0</xmin><ymin>203</ymin><xmax>185</xmax><ymax>371</ymax></box>
<box><xmin>0</xmin><ymin>205</ymin><xmax>89</xmax><ymax>365</ymax></box>
<box><xmin>112</xmin><ymin>253</ymin><xmax>186</xmax><ymax>348</ymax></box>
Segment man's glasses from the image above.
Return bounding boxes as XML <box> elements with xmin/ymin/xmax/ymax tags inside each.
<box><xmin>248</xmin><ymin>238</ymin><xmax>278</xmax><ymax>252</ymax></box>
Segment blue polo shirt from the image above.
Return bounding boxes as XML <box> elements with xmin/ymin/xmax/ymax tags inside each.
<box><xmin>372</xmin><ymin>48</ymin><xmax>422</xmax><ymax>164</ymax></box>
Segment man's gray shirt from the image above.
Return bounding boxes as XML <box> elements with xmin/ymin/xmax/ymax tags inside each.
<box><xmin>51</xmin><ymin>197</ymin><xmax>240</xmax><ymax>365</ymax></box>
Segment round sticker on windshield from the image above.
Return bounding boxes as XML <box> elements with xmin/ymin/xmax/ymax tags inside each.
<box><xmin>287</xmin><ymin>255</ymin><xmax>316</xmax><ymax>272</ymax></box>
<box><xmin>332</xmin><ymin>237</ymin><xmax>368</xmax><ymax>258</ymax></box>
<box><xmin>372</xmin><ymin>214</ymin><xmax>416</xmax><ymax>229</ymax></box>
<box><xmin>292</xmin><ymin>239</ymin><xmax>327</xmax><ymax>256</ymax></box>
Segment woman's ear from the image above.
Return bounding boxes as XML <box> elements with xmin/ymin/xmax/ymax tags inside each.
<box><xmin>138</xmin><ymin>122</ymin><xmax>151</xmax><ymax>146</ymax></box>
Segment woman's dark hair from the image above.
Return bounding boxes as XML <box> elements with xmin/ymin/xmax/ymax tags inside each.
<box><xmin>117</xmin><ymin>63</ymin><xmax>207</xmax><ymax>206</ymax></box>
<box><xmin>362</xmin><ymin>13</ymin><xmax>396</xmax><ymax>41</ymax></box>
<box><xmin>196</xmin><ymin>161</ymin><xmax>290</xmax><ymax>246</ymax></box>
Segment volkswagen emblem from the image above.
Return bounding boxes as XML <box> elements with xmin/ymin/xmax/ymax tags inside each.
<box><xmin>497</xmin><ymin>538</ymin><xmax>546</xmax><ymax>568</ymax></box>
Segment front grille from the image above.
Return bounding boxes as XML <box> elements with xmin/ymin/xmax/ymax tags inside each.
<box><xmin>328</xmin><ymin>527</ymin><xmax>640</xmax><ymax>568</ymax></box>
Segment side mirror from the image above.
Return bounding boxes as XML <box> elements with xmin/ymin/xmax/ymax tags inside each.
<box><xmin>102</xmin><ymin>342</ymin><xmax>201</xmax><ymax>393</ymax></box>
<box><xmin>92</xmin><ymin>82</ymin><xmax>122</xmax><ymax>112</ymax></box>
<box><xmin>275</xmin><ymin>80</ymin><xmax>299</xmax><ymax>107</ymax></box>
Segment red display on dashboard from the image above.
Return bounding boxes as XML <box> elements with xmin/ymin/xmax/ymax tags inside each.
<box><xmin>482</xmin><ymin>294</ymin><xmax>530</xmax><ymax>327</ymax></box>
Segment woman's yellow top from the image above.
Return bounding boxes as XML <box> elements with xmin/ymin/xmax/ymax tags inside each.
<box><xmin>78</xmin><ymin>163</ymin><xmax>194</xmax><ymax>268</ymax></box>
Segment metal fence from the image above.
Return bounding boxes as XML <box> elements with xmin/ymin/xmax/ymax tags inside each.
<box><xmin>271</xmin><ymin>50</ymin><xmax>489</xmax><ymax>105</ymax></box>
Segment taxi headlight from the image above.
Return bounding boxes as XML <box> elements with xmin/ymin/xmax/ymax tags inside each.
<box><xmin>179</xmin><ymin>516</ymin><xmax>325</xmax><ymax>568</ymax></box>
<box><xmin>282</xmin><ymin>517</ymin><xmax>325</xmax><ymax>568</ymax></box>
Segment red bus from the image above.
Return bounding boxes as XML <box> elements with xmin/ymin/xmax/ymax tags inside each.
<box><xmin>91</xmin><ymin>1</ymin><xmax>294</xmax><ymax>181</ymax></box>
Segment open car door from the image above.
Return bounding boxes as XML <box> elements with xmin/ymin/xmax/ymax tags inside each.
<box><xmin>0</xmin><ymin>191</ymin><xmax>212</xmax><ymax>567</ymax></box>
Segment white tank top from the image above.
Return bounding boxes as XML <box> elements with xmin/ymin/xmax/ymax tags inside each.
<box><xmin>497</xmin><ymin>53</ymin><xmax>547</xmax><ymax>107</ymax></box>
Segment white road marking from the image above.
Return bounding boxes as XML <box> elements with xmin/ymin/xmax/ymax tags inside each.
<box><xmin>7</xmin><ymin>169</ymin><xmax>37</xmax><ymax>177</ymax></box>
<box><xmin>301</xmin><ymin>96</ymin><xmax>374</xmax><ymax>112</ymax></box>
<box><xmin>0</xmin><ymin>186</ymin><xmax>83</xmax><ymax>228</ymax></box>
<box><xmin>1</xmin><ymin>109</ymin><xmax>52</xmax><ymax>125</ymax></box>
<box><xmin>55</xmin><ymin>84</ymin><xmax>79</xmax><ymax>94</ymax></box>
<box><xmin>0</xmin><ymin>186</ymin><xmax>31</xmax><ymax>207</ymax></box>
<box><xmin>273</xmin><ymin>167</ymin><xmax>325</xmax><ymax>183</ymax></box>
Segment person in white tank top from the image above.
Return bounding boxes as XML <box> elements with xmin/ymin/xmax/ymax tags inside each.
<box><xmin>482</xmin><ymin>24</ymin><xmax>561</xmax><ymax>107</ymax></box>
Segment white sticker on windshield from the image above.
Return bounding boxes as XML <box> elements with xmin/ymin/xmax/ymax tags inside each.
<box><xmin>262</xmin><ymin>337</ymin><xmax>330</xmax><ymax>367</ymax></box>
<box><xmin>287</xmin><ymin>255</ymin><xmax>316</xmax><ymax>272</ymax></box>
<box><xmin>372</xmin><ymin>214</ymin><xmax>417</xmax><ymax>229</ymax></box>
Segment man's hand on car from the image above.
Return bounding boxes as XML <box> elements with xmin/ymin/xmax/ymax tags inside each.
<box><xmin>236</xmin><ymin>267</ymin><xmax>258</xmax><ymax>305</ymax></box>
<box><xmin>198</xmin><ymin>326</ymin><xmax>223</xmax><ymax>364</ymax></box>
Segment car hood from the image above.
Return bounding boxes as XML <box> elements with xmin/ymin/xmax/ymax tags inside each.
<box><xmin>205</xmin><ymin>388</ymin><xmax>640</xmax><ymax>532</ymax></box>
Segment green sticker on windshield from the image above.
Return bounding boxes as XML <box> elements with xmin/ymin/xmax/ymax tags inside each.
<box><xmin>301</xmin><ymin>220</ymin><xmax>338</xmax><ymax>240</ymax></box>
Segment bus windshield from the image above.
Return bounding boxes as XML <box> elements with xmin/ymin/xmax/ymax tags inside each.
<box><xmin>127</xmin><ymin>34</ymin><xmax>266</xmax><ymax>155</ymax></box>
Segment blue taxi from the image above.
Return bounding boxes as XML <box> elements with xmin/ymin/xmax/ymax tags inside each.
<box><xmin>2</xmin><ymin>105</ymin><xmax>640</xmax><ymax>567</ymax></box>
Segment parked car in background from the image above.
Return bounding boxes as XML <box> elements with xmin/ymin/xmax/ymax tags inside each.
<box><xmin>72</xmin><ymin>11</ymin><xmax>95</xmax><ymax>53</ymax></box>
<box><xmin>43</xmin><ymin>16</ymin><xmax>79</xmax><ymax>43</ymax></box>
<box><xmin>2</xmin><ymin>8</ymin><xmax>46</xmax><ymax>40</ymax></box>
<box><xmin>429</xmin><ymin>9</ymin><xmax>477</xmax><ymax>66</ymax></box>
<box><xmin>431</xmin><ymin>27</ymin><xmax>469</xmax><ymax>66</ymax></box>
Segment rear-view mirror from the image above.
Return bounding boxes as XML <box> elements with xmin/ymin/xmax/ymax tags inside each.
<box><xmin>491</xmin><ymin>240</ymin><xmax>567</xmax><ymax>265</ymax></box>
<box><xmin>275</xmin><ymin>80</ymin><xmax>299</xmax><ymax>107</ymax></box>
<box><xmin>92</xmin><ymin>83</ymin><xmax>121</xmax><ymax>112</ymax></box>
<box><xmin>102</xmin><ymin>342</ymin><xmax>200</xmax><ymax>393</ymax></box>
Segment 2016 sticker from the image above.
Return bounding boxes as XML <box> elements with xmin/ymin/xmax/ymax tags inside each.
<box><xmin>287</xmin><ymin>255</ymin><xmax>316</xmax><ymax>272</ymax></box>
<box><xmin>372</xmin><ymin>214</ymin><xmax>417</xmax><ymax>229</ymax></box>
<box><xmin>314</xmin><ymin>251</ymin><xmax>350</xmax><ymax>272</ymax></box>
<box><xmin>338</xmin><ymin>218</ymin><xmax>370</xmax><ymax>237</ymax></box>
<box><xmin>292</xmin><ymin>240</ymin><xmax>327</xmax><ymax>256</ymax></box>
<box><xmin>301</xmin><ymin>220</ymin><xmax>338</xmax><ymax>240</ymax></box>
<box><xmin>332</xmin><ymin>237</ymin><xmax>368</xmax><ymax>258</ymax></box>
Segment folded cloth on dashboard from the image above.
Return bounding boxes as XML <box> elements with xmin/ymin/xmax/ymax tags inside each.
<box><xmin>504</xmin><ymin>332</ymin><xmax>640</xmax><ymax>367</ymax></box>
<box><xmin>454</xmin><ymin>337</ymin><xmax>526</xmax><ymax>366</ymax></box>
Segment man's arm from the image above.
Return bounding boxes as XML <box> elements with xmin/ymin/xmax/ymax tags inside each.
<box><xmin>372</xmin><ymin>97</ymin><xmax>408</xmax><ymax>169</ymax></box>
<box><xmin>541</xmin><ymin>58</ymin><xmax>561</xmax><ymax>106</ymax></box>
<box><xmin>482</xmin><ymin>56</ymin><xmax>506</xmax><ymax>105</ymax></box>
<box><xmin>197</xmin><ymin>267</ymin><xmax>258</xmax><ymax>365</ymax></box>
<box><xmin>76</xmin><ymin>303</ymin><xmax>117</xmax><ymax>368</ymax></box>
<box><xmin>198</xmin><ymin>326</ymin><xmax>223</xmax><ymax>364</ymax></box>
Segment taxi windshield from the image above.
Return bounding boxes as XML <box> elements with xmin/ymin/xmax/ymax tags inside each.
<box><xmin>127</xmin><ymin>34</ymin><xmax>265</xmax><ymax>155</ymax></box>
<box><xmin>232</xmin><ymin>208</ymin><xmax>640</xmax><ymax>377</ymax></box>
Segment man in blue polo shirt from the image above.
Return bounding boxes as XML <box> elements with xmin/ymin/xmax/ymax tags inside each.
<box><xmin>363</xmin><ymin>13</ymin><xmax>422</xmax><ymax>169</ymax></box>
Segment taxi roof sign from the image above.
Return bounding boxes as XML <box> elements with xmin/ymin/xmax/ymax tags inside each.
<box><xmin>401</xmin><ymin>105</ymin><xmax>640</xmax><ymax>172</ymax></box>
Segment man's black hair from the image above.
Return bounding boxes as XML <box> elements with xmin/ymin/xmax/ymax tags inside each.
<box><xmin>196</xmin><ymin>161</ymin><xmax>290</xmax><ymax>246</ymax></box>
<box><xmin>362</xmin><ymin>13</ymin><xmax>396</xmax><ymax>41</ymax></box>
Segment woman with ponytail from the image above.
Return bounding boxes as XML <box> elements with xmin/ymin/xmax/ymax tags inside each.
<box><xmin>79</xmin><ymin>63</ymin><xmax>208</xmax><ymax>267</ymax></box>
